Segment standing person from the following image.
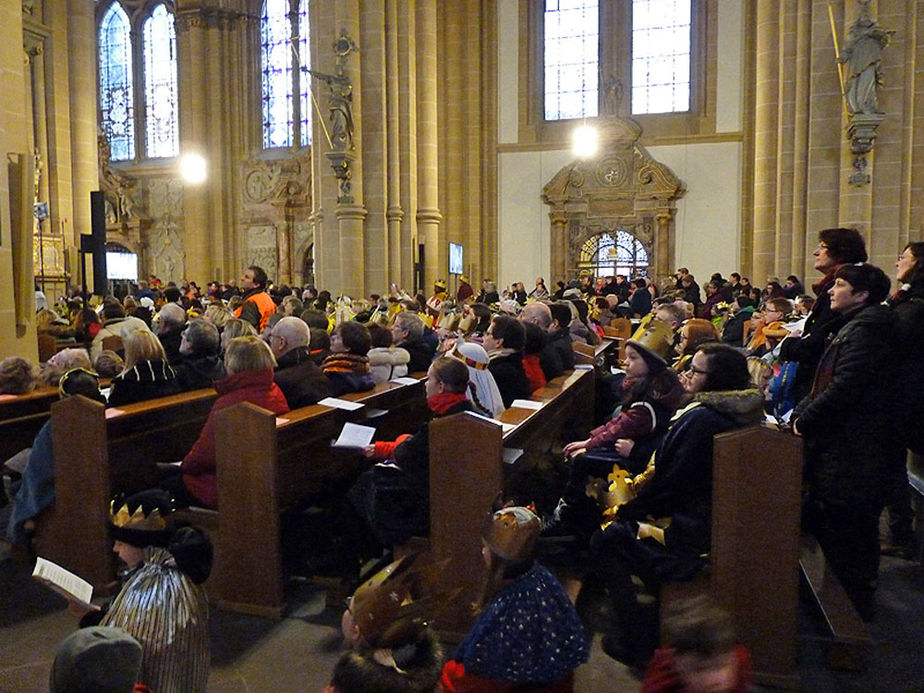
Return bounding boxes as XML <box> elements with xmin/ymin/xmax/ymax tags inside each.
<box><xmin>71</xmin><ymin>489</ymin><xmax>212</xmax><ymax>693</ymax></box>
<box><xmin>234</xmin><ymin>265</ymin><xmax>276</xmax><ymax>332</ymax></box>
<box><xmin>778</xmin><ymin>227</ymin><xmax>867</xmax><ymax>404</ymax></box>
<box><xmin>792</xmin><ymin>263</ymin><xmax>896</xmax><ymax>620</ymax></box>
<box><xmin>439</xmin><ymin>507</ymin><xmax>588</xmax><ymax>691</ymax></box>
<box><xmin>456</xmin><ymin>274</ymin><xmax>475</xmax><ymax>304</ymax></box>
<box><xmin>630</xmin><ymin>278</ymin><xmax>653</xmax><ymax>317</ymax></box>
<box><xmin>882</xmin><ymin>242</ymin><xmax>924</xmax><ymax>556</ymax></box>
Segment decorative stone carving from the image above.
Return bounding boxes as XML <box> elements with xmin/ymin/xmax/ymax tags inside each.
<box><xmin>98</xmin><ymin>132</ymin><xmax>145</xmax><ymax>225</ymax></box>
<box><xmin>146</xmin><ymin>179</ymin><xmax>185</xmax><ymax>282</ymax></box>
<box><xmin>542</xmin><ymin>118</ymin><xmax>685</xmax><ymax>279</ymax></box>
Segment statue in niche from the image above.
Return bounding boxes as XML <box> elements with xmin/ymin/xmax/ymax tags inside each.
<box><xmin>840</xmin><ymin>6</ymin><xmax>893</xmax><ymax>115</ymax></box>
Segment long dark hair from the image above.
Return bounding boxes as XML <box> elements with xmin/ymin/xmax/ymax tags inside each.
<box><xmin>902</xmin><ymin>242</ymin><xmax>924</xmax><ymax>289</ymax></box>
<box><xmin>622</xmin><ymin>344</ymin><xmax>680</xmax><ymax>407</ymax></box>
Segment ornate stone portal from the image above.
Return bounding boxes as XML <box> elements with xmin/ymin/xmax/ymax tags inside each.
<box><xmin>541</xmin><ymin>119</ymin><xmax>685</xmax><ymax>281</ymax></box>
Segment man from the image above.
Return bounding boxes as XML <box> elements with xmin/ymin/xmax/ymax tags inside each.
<box><xmin>519</xmin><ymin>301</ymin><xmax>564</xmax><ymax>380</ymax></box>
<box><xmin>391</xmin><ymin>311</ymin><xmax>435</xmax><ymax>373</ymax></box>
<box><xmin>90</xmin><ymin>300</ymin><xmax>150</xmax><ymax>360</ymax></box>
<box><xmin>792</xmin><ymin>263</ymin><xmax>897</xmax><ymax>620</ymax></box>
<box><xmin>425</xmin><ymin>279</ymin><xmax>448</xmax><ymax>320</ymax></box>
<box><xmin>483</xmin><ymin>315</ymin><xmax>531</xmax><ymax>407</ymax></box>
<box><xmin>155</xmin><ymin>302</ymin><xmax>187</xmax><ymax>365</ymax></box>
<box><xmin>654</xmin><ymin>302</ymin><xmax>686</xmax><ymax>334</ymax></box>
<box><xmin>547</xmin><ymin>302</ymin><xmax>576</xmax><ymax>372</ymax></box>
<box><xmin>599</xmin><ymin>275</ymin><xmax>618</xmax><ymax>296</ymax></box>
<box><xmin>268</xmin><ymin>316</ymin><xmax>329</xmax><ymax>407</ymax></box>
<box><xmin>456</xmin><ymin>275</ymin><xmax>475</xmax><ymax>303</ymax></box>
<box><xmin>235</xmin><ymin>265</ymin><xmax>276</xmax><ymax>331</ymax></box>
<box><xmin>173</xmin><ymin>319</ymin><xmax>226</xmax><ymax>390</ymax></box>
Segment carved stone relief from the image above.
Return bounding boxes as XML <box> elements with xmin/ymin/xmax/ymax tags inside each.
<box><xmin>542</xmin><ymin>118</ymin><xmax>685</xmax><ymax>279</ymax></box>
<box><xmin>245</xmin><ymin>226</ymin><xmax>278</xmax><ymax>280</ymax></box>
<box><xmin>146</xmin><ymin>178</ymin><xmax>185</xmax><ymax>281</ymax></box>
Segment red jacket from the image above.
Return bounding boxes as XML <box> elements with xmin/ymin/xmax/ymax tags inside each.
<box><xmin>181</xmin><ymin>368</ymin><xmax>289</xmax><ymax>508</ymax></box>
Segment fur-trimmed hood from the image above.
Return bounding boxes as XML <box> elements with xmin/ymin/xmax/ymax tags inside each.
<box><xmin>368</xmin><ymin>346</ymin><xmax>411</xmax><ymax>368</ymax></box>
<box><xmin>692</xmin><ymin>388</ymin><xmax>765</xmax><ymax>426</ymax></box>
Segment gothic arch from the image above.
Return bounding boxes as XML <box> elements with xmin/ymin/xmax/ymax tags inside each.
<box><xmin>541</xmin><ymin>119</ymin><xmax>685</xmax><ymax>281</ymax></box>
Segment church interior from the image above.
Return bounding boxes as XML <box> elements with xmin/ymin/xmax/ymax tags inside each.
<box><xmin>2</xmin><ymin>0</ymin><xmax>924</xmax><ymax>690</ymax></box>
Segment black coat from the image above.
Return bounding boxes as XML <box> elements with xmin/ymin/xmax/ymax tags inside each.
<box><xmin>274</xmin><ymin>346</ymin><xmax>330</xmax><ymax>408</ymax></box>
<box><xmin>173</xmin><ymin>353</ymin><xmax>225</xmax><ymax>391</ymax></box>
<box><xmin>793</xmin><ymin>304</ymin><xmax>901</xmax><ymax>506</ymax></box>
<box><xmin>400</xmin><ymin>336</ymin><xmax>436</xmax><ymax>373</ymax></box>
<box><xmin>548</xmin><ymin>329</ymin><xmax>575</xmax><ymax>371</ymax></box>
<box><xmin>488</xmin><ymin>352</ymin><xmax>532</xmax><ymax>407</ymax></box>
<box><xmin>107</xmin><ymin>359</ymin><xmax>181</xmax><ymax>406</ymax></box>
<box><xmin>889</xmin><ymin>286</ymin><xmax>924</xmax><ymax>452</ymax></box>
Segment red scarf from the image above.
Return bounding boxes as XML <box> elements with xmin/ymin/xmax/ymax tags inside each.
<box><xmin>811</xmin><ymin>268</ymin><xmax>838</xmax><ymax>297</ymax></box>
<box><xmin>427</xmin><ymin>391</ymin><xmax>469</xmax><ymax>414</ymax></box>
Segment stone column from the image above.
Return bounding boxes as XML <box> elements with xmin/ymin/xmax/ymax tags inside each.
<box><xmin>655</xmin><ymin>211</ymin><xmax>673</xmax><ymax>278</ymax></box>
<box><xmin>549</xmin><ymin>210</ymin><xmax>567</xmax><ymax>282</ymax></box>
<box><xmin>415</xmin><ymin>0</ymin><xmax>442</xmax><ymax>290</ymax></box>
<box><xmin>385</xmin><ymin>0</ymin><xmax>404</xmax><ymax>284</ymax></box>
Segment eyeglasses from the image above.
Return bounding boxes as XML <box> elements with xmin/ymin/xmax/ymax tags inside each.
<box><xmin>684</xmin><ymin>365</ymin><xmax>710</xmax><ymax>376</ymax></box>
<box><xmin>815</xmin><ymin>243</ymin><xmax>829</xmax><ymax>251</ymax></box>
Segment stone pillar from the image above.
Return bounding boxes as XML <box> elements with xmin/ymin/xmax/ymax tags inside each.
<box><xmin>415</xmin><ymin>0</ymin><xmax>441</xmax><ymax>290</ymax></box>
<box><xmin>655</xmin><ymin>211</ymin><xmax>673</xmax><ymax>278</ymax></box>
<box><xmin>549</xmin><ymin>211</ymin><xmax>567</xmax><ymax>282</ymax></box>
<box><xmin>385</xmin><ymin>0</ymin><xmax>404</xmax><ymax>284</ymax></box>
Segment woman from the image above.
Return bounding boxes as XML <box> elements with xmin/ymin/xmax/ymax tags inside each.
<box><xmin>440</xmin><ymin>506</ymin><xmax>588</xmax><ymax>691</ymax></box>
<box><xmin>322</xmin><ymin>320</ymin><xmax>375</xmax><ymax>396</ymax></box>
<box><xmin>366</xmin><ymin>323</ymin><xmax>410</xmax><ymax>385</ymax></box>
<box><xmin>778</xmin><ymin>227</ymin><xmax>867</xmax><ymax>404</ymax></box>
<box><xmin>446</xmin><ymin>340</ymin><xmax>505</xmax><ymax>418</ymax></box>
<box><xmin>107</xmin><ymin>330</ymin><xmax>181</xmax><ymax>406</ymax></box>
<box><xmin>671</xmin><ymin>318</ymin><xmax>720</xmax><ymax>373</ymax></box>
<box><xmin>73</xmin><ymin>490</ymin><xmax>211</xmax><ymax>693</ymax></box>
<box><xmin>528</xmin><ymin>277</ymin><xmax>549</xmax><ymax>300</ymax></box>
<box><xmin>218</xmin><ymin>318</ymin><xmax>257</xmax><ymax>355</ymax></box>
<box><xmin>350</xmin><ymin>358</ymin><xmax>472</xmax><ymax>550</ymax></box>
<box><xmin>167</xmin><ymin>336</ymin><xmax>289</xmax><ymax>509</ymax></box>
<box><xmin>590</xmin><ymin>343</ymin><xmax>763</xmax><ymax>668</ymax></box>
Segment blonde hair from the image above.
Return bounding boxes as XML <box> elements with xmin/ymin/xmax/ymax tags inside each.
<box><xmin>122</xmin><ymin>330</ymin><xmax>167</xmax><ymax>372</ymax></box>
<box><xmin>224</xmin><ymin>335</ymin><xmax>277</xmax><ymax>374</ymax></box>
<box><xmin>222</xmin><ymin>318</ymin><xmax>258</xmax><ymax>343</ymax></box>
<box><xmin>204</xmin><ymin>303</ymin><xmax>233</xmax><ymax>328</ymax></box>
<box><xmin>746</xmin><ymin>356</ymin><xmax>773</xmax><ymax>390</ymax></box>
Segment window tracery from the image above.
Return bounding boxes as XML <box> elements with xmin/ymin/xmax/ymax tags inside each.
<box><xmin>261</xmin><ymin>0</ymin><xmax>311</xmax><ymax>149</ymax></box>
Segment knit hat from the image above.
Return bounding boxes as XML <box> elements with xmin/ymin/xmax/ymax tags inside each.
<box><xmin>626</xmin><ymin>318</ymin><xmax>675</xmax><ymax>369</ymax></box>
<box><xmin>50</xmin><ymin>626</ymin><xmax>142</xmax><ymax>693</ymax></box>
<box><xmin>483</xmin><ymin>506</ymin><xmax>540</xmax><ymax>563</ymax></box>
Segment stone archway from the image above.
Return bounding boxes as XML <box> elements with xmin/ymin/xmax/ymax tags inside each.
<box><xmin>541</xmin><ymin>119</ymin><xmax>685</xmax><ymax>281</ymax></box>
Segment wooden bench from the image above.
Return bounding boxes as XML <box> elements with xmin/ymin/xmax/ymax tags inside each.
<box><xmin>0</xmin><ymin>385</ymin><xmax>60</xmax><ymax>422</ymax></box>
<box><xmin>203</xmin><ymin>377</ymin><xmax>431</xmax><ymax>618</ymax></box>
<box><xmin>36</xmin><ymin>388</ymin><xmax>218</xmax><ymax>588</ymax></box>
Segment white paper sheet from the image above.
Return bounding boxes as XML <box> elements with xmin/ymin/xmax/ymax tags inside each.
<box><xmin>332</xmin><ymin>422</ymin><xmax>376</xmax><ymax>449</ymax></box>
<box><xmin>318</xmin><ymin>397</ymin><xmax>365</xmax><ymax>411</ymax></box>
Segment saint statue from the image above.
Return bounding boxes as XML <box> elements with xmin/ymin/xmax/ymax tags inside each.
<box><xmin>840</xmin><ymin>9</ymin><xmax>893</xmax><ymax>115</ymax></box>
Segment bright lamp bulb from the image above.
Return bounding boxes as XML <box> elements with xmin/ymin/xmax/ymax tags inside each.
<box><xmin>179</xmin><ymin>153</ymin><xmax>207</xmax><ymax>184</ymax></box>
<box><xmin>571</xmin><ymin>125</ymin><xmax>598</xmax><ymax>159</ymax></box>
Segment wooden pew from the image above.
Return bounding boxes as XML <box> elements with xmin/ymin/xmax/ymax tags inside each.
<box><xmin>36</xmin><ymin>388</ymin><xmax>218</xmax><ymax>588</ymax></box>
<box><xmin>0</xmin><ymin>385</ymin><xmax>60</xmax><ymax>421</ymax></box>
<box><xmin>205</xmin><ymin>377</ymin><xmax>430</xmax><ymax>617</ymax></box>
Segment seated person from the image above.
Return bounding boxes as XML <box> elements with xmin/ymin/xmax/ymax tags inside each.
<box><xmin>50</xmin><ymin>626</ymin><xmax>144</xmax><ymax>693</ymax></box>
<box><xmin>548</xmin><ymin>321</ymin><xmax>685</xmax><ymax>544</ymax></box>
<box><xmin>483</xmin><ymin>315</ymin><xmax>530</xmax><ymax>408</ymax></box>
<box><xmin>518</xmin><ymin>302</ymin><xmax>564</xmax><ymax>381</ymax></box>
<box><xmin>71</xmin><ymin>490</ymin><xmax>212</xmax><ymax>693</ymax></box>
<box><xmin>39</xmin><ymin>347</ymin><xmax>92</xmax><ymax>387</ymax></box>
<box><xmin>589</xmin><ymin>344</ymin><xmax>762</xmax><ymax>668</ymax></box>
<box><xmin>367</xmin><ymin>323</ymin><xmax>411</xmax><ymax>384</ymax></box>
<box><xmin>165</xmin><ymin>336</ymin><xmax>289</xmax><ymax>509</ymax></box>
<box><xmin>440</xmin><ymin>506</ymin><xmax>589</xmax><ymax>691</ymax></box>
<box><xmin>322</xmin><ymin>321</ymin><xmax>375</xmax><ymax>396</ymax></box>
<box><xmin>91</xmin><ymin>300</ymin><xmax>150</xmax><ymax>360</ymax></box>
<box><xmin>218</xmin><ymin>317</ymin><xmax>257</xmax><ymax>356</ymax></box>
<box><xmin>349</xmin><ymin>358</ymin><xmax>471</xmax><ymax>552</ymax></box>
<box><xmin>6</xmin><ymin>368</ymin><xmax>105</xmax><ymax>547</ymax></box>
<box><xmin>521</xmin><ymin>322</ymin><xmax>548</xmax><ymax>392</ymax></box>
<box><xmin>672</xmin><ymin>319</ymin><xmax>720</xmax><ymax>373</ymax></box>
<box><xmin>720</xmin><ymin>296</ymin><xmax>756</xmax><ymax>348</ymax></box>
<box><xmin>0</xmin><ymin>356</ymin><xmax>37</xmax><ymax>395</ymax></box>
<box><xmin>547</xmin><ymin>303</ymin><xmax>576</xmax><ymax>372</ymax></box>
<box><xmin>154</xmin><ymin>303</ymin><xmax>187</xmax><ymax>365</ymax></box>
<box><xmin>330</xmin><ymin>555</ymin><xmax>443</xmax><ymax>693</ymax></box>
<box><xmin>173</xmin><ymin>319</ymin><xmax>226</xmax><ymax>391</ymax></box>
<box><xmin>268</xmin><ymin>316</ymin><xmax>329</xmax><ymax>406</ymax></box>
<box><xmin>93</xmin><ymin>350</ymin><xmax>124</xmax><ymax>378</ymax></box>
<box><xmin>446</xmin><ymin>340</ymin><xmax>505</xmax><ymax>418</ymax></box>
<box><xmin>391</xmin><ymin>311</ymin><xmax>436</xmax><ymax>373</ymax></box>
<box><xmin>744</xmin><ymin>297</ymin><xmax>792</xmax><ymax>357</ymax></box>
<box><xmin>107</xmin><ymin>330</ymin><xmax>181</xmax><ymax>407</ymax></box>
<box><xmin>309</xmin><ymin>327</ymin><xmax>331</xmax><ymax>366</ymax></box>
<box><xmin>643</xmin><ymin>595</ymin><xmax>752</xmax><ymax>693</ymax></box>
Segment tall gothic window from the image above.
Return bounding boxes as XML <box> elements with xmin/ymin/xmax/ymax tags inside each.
<box><xmin>98</xmin><ymin>1</ymin><xmax>179</xmax><ymax>162</ymax></box>
<box><xmin>143</xmin><ymin>4</ymin><xmax>179</xmax><ymax>158</ymax></box>
<box><xmin>542</xmin><ymin>0</ymin><xmax>694</xmax><ymax>121</ymax></box>
<box><xmin>99</xmin><ymin>3</ymin><xmax>134</xmax><ymax>161</ymax></box>
<box><xmin>261</xmin><ymin>0</ymin><xmax>311</xmax><ymax>149</ymax></box>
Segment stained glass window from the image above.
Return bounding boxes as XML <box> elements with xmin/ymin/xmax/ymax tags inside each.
<box><xmin>631</xmin><ymin>0</ymin><xmax>691</xmax><ymax>114</ymax></box>
<box><xmin>544</xmin><ymin>0</ymin><xmax>599</xmax><ymax>121</ymax></box>
<box><xmin>262</xmin><ymin>0</ymin><xmax>294</xmax><ymax>148</ymax></box>
<box><xmin>143</xmin><ymin>4</ymin><xmax>179</xmax><ymax>158</ymax></box>
<box><xmin>298</xmin><ymin>0</ymin><xmax>311</xmax><ymax>146</ymax></box>
<box><xmin>580</xmin><ymin>231</ymin><xmax>649</xmax><ymax>277</ymax></box>
<box><xmin>99</xmin><ymin>2</ymin><xmax>135</xmax><ymax>161</ymax></box>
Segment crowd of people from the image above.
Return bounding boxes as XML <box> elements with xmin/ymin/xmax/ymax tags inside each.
<box><xmin>3</xmin><ymin>226</ymin><xmax>921</xmax><ymax>690</ymax></box>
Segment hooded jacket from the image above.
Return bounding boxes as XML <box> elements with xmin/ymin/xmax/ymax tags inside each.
<box><xmin>368</xmin><ymin>346</ymin><xmax>411</xmax><ymax>384</ymax></box>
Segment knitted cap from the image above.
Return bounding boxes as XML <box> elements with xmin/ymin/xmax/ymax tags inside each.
<box><xmin>50</xmin><ymin>626</ymin><xmax>142</xmax><ymax>693</ymax></box>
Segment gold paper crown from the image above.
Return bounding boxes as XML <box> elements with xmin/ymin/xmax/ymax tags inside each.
<box><xmin>351</xmin><ymin>554</ymin><xmax>458</xmax><ymax>648</ymax></box>
<box><xmin>627</xmin><ymin>318</ymin><xmax>676</xmax><ymax>365</ymax></box>
<box><xmin>109</xmin><ymin>500</ymin><xmax>168</xmax><ymax>533</ymax></box>
<box><xmin>434</xmin><ymin>279</ymin><xmax>447</xmax><ymax>290</ymax></box>
<box><xmin>483</xmin><ymin>506</ymin><xmax>540</xmax><ymax>563</ymax></box>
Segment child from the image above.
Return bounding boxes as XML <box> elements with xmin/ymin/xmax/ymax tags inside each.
<box><xmin>440</xmin><ymin>507</ymin><xmax>588</xmax><ymax>691</ymax></box>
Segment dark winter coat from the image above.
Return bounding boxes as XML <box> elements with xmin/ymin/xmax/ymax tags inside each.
<box><xmin>889</xmin><ymin>285</ymin><xmax>924</xmax><ymax>453</ymax></box>
<box><xmin>488</xmin><ymin>351</ymin><xmax>532</xmax><ymax>408</ymax></box>
<box><xmin>548</xmin><ymin>328</ymin><xmax>575</xmax><ymax>372</ymax></box>
<box><xmin>107</xmin><ymin>359</ymin><xmax>181</xmax><ymax>407</ymax></box>
<box><xmin>399</xmin><ymin>335</ymin><xmax>436</xmax><ymax>373</ymax></box>
<box><xmin>173</xmin><ymin>353</ymin><xmax>225</xmax><ymax>391</ymax></box>
<box><xmin>274</xmin><ymin>345</ymin><xmax>329</xmax><ymax>407</ymax></box>
<box><xmin>793</xmin><ymin>303</ymin><xmax>901</xmax><ymax>506</ymax></box>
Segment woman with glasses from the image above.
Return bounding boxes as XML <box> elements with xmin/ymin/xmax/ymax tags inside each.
<box><xmin>588</xmin><ymin>343</ymin><xmax>763</xmax><ymax>669</ymax></box>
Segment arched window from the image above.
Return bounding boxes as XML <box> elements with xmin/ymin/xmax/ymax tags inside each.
<box><xmin>143</xmin><ymin>4</ymin><xmax>179</xmax><ymax>158</ymax></box>
<box><xmin>261</xmin><ymin>0</ymin><xmax>311</xmax><ymax>149</ymax></box>
<box><xmin>99</xmin><ymin>2</ymin><xmax>134</xmax><ymax>161</ymax></box>
<box><xmin>580</xmin><ymin>231</ymin><xmax>649</xmax><ymax>278</ymax></box>
<box><xmin>542</xmin><ymin>0</ymin><xmax>694</xmax><ymax>121</ymax></box>
<box><xmin>97</xmin><ymin>1</ymin><xmax>179</xmax><ymax>162</ymax></box>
